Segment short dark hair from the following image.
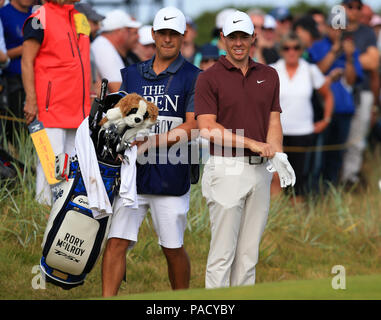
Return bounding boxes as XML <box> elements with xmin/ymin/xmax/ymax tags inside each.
<box><xmin>307</xmin><ymin>8</ymin><xmax>327</xmax><ymax>18</ymax></box>
<box><xmin>293</xmin><ymin>15</ymin><xmax>321</xmax><ymax>40</ymax></box>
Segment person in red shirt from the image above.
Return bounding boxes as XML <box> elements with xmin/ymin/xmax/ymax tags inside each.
<box><xmin>22</xmin><ymin>0</ymin><xmax>91</xmax><ymax>205</ymax></box>
<box><xmin>195</xmin><ymin>10</ymin><xmax>294</xmax><ymax>288</ymax></box>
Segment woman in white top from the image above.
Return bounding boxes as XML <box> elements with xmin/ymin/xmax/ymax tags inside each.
<box><xmin>271</xmin><ymin>33</ymin><xmax>334</xmax><ymax>199</ymax></box>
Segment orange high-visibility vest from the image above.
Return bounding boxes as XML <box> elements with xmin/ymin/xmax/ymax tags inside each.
<box><xmin>25</xmin><ymin>2</ymin><xmax>91</xmax><ymax>128</ymax></box>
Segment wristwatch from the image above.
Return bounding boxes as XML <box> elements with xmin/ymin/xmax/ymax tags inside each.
<box><xmin>323</xmin><ymin>117</ymin><xmax>332</xmax><ymax>124</ymax></box>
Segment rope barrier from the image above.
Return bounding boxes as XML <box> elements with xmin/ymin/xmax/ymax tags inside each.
<box><xmin>283</xmin><ymin>143</ymin><xmax>349</xmax><ymax>153</ymax></box>
<box><xmin>0</xmin><ymin>115</ymin><xmax>26</xmax><ymax>123</ymax></box>
<box><xmin>0</xmin><ymin>114</ymin><xmax>360</xmax><ymax>153</ymax></box>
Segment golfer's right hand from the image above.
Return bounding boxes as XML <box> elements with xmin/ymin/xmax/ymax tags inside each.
<box><xmin>24</xmin><ymin>101</ymin><xmax>38</xmax><ymax>125</ymax></box>
<box><xmin>248</xmin><ymin>140</ymin><xmax>275</xmax><ymax>158</ymax></box>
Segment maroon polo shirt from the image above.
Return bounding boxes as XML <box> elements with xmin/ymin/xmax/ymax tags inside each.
<box><xmin>194</xmin><ymin>55</ymin><xmax>282</xmax><ymax>156</ymax></box>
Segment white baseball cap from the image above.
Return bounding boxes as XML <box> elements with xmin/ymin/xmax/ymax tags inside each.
<box><xmin>100</xmin><ymin>9</ymin><xmax>142</xmax><ymax>32</ymax></box>
<box><xmin>153</xmin><ymin>6</ymin><xmax>186</xmax><ymax>35</ymax></box>
<box><xmin>222</xmin><ymin>10</ymin><xmax>255</xmax><ymax>36</ymax></box>
<box><xmin>139</xmin><ymin>25</ymin><xmax>155</xmax><ymax>45</ymax></box>
<box><xmin>263</xmin><ymin>14</ymin><xmax>277</xmax><ymax>30</ymax></box>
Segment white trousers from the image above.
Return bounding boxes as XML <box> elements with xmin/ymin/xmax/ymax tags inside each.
<box><xmin>35</xmin><ymin>128</ymin><xmax>76</xmax><ymax>205</ymax></box>
<box><xmin>201</xmin><ymin>156</ymin><xmax>273</xmax><ymax>288</ymax></box>
<box><xmin>342</xmin><ymin>90</ymin><xmax>374</xmax><ymax>183</ymax></box>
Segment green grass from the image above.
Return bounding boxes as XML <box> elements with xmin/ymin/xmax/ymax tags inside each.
<box><xmin>1</xmin><ymin>125</ymin><xmax>381</xmax><ymax>299</ymax></box>
<box><xmin>111</xmin><ymin>274</ymin><xmax>381</xmax><ymax>300</ymax></box>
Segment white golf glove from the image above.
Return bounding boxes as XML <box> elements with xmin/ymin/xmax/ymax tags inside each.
<box><xmin>266</xmin><ymin>152</ymin><xmax>296</xmax><ymax>188</ymax></box>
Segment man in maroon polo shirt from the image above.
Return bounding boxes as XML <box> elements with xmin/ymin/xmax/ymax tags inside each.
<box><xmin>195</xmin><ymin>10</ymin><xmax>295</xmax><ymax>288</ymax></box>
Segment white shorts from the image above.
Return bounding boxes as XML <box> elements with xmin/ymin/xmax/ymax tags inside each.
<box><xmin>108</xmin><ymin>190</ymin><xmax>190</xmax><ymax>249</ymax></box>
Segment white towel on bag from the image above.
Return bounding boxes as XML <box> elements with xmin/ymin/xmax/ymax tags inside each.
<box><xmin>119</xmin><ymin>145</ymin><xmax>138</xmax><ymax>208</ymax></box>
<box><xmin>75</xmin><ymin>117</ymin><xmax>139</xmax><ymax>219</ymax></box>
<box><xmin>75</xmin><ymin>117</ymin><xmax>112</xmax><ymax>219</ymax></box>
<box><xmin>112</xmin><ymin>145</ymin><xmax>139</xmax><ymax>215</ymax></box>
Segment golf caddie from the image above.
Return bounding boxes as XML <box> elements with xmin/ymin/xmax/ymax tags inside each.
<box><xmin>101</xmin><ymin>6</ymin><xmax>200</xmax><ymax>297</ymax></box>
<box><xmin>195</xmin><ymin>10</ymin><xmax>295</xmax><ymax>288</ymax></box>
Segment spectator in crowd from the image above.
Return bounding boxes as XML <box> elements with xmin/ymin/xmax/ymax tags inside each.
<box><xmin>370</xmin><ymin>15</ymin><xmax>381</xmax><ymax>52</ymax></box>
<box><xmin>91</xmin><ymin>9</ymin><xmax>141</xmax><ymax>93</ymax></box>
<box><xmin>133</xmin><ymin>25</ymin><xmax>155</xmax><ymax>62</ymax></box>
<box><xmin>101</xmin><ymin>6</ymin><xmax>200</xmax><ymax>297</ymax></box>
<box><xmin>309</xmin><ymin>13</ymin><xmax>364</xmax><ymax>186</ymax></box>
<box><xmin>247</xmin><ymin>7</ymin><xmax>265</xmax><ymax>39</ymax></box>
<box><xmin>74</xmin><ymin>2</ymin><xmax>104</xmax><ymax>101</ymax></box>
<box><xmin>198</xmin><ymin>43</ymin><xmax>219</xmax><ymax>70</ymax></box>
<box><xmin>181</xmin><ymin>16</ymin><xmax>198</xmax><ymax>64</ymax></box>
<box><xmin>270</xmin><ymin>33</ymin><xmax>333</xmax><ymax>199</ymax></box>
<box><xmin>0</xmin><ymin>20</ymin><xmax>8</xmax><ymax>68</ymax></box>
<box><xmin>22</xmin><ymin>0</ymin><xmax>91</xmax><ymax>205</ymax></box>
<box><xmin>0</xmin><ymin>0</ymin><xmax>33</xmax><ymax>143</ymax></box>
<box><xmin>307</xmin><ymin>8</ymin><xmax>328</xmax><ymax>37</ymax></box>
<box><xmin>193</xmin><ymin>8</ymin><xmax>234</xmax><ymax>68</ymax></box>
<box><xmin>270</xmin><ymin>6</ymin><xmax>294</xmax><ymax>42</ymax></box>
<box><xmin>340</xmin><ymin>0</ymin><xmax>380</xmax><ymax>187</ymax></box>
<box><xmin>0</xmin><ymin>19</ymin><xmax>10</xmax><ymax>113</ymax></box>
<box><xmin>253</xmin><ymin>14</ymin><xmax>280</xmax><ymax>65</ymax></box>
<box><xmin>360</xmin><ymin>4</ymin><xmax>373</xmax><ymax>26</ymax></box>
<box><xmin>0</xmin><ymin>18</ymin><xmax>9</xmax><ymax>71</ymax></box>
<box><xmin>75</xmin><ymin>2</ymin><xmax>104</xmax><ymax>41</ymax></box>
<box><xmin>292</xmin><ymin>14</ymin><xmax>325</xmax><ymax>189</ymax></box>
<box><xmin>293</xmin><ymin>14</ymin><xmax>321</xmax><ymax>61</ymax></box>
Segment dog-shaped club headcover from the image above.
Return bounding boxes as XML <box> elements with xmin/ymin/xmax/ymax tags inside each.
<box><xmin>96</xmin><ymin>92</ymin><xmax>158</xmax><ymax>162</ymax></box>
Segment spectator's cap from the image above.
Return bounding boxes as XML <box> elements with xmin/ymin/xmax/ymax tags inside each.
<box><xmin>186</xmin><ymin>16</ymin><xmax>197</xmax><ymax>30</ymax></box>
<box><xmin>263</xmin><ymin>14</ymin><xmax>277</xmax><ymax>29</ymax></box>
<box><xmin>75</xmin><ymin>3</ymin><xmax>105</xmax><ymax>22</ymax></box>
<box><xmin>100</xmin><ymin>9</ymin><xmax>141</xmax><ymax>32</ymax></box>
<box><xmin>370</xmin><ymin>14</ymin><xmax>381</xmax><ymax>27</ymax></box>
<box><xmin>199</xmin><ymin>43</ymin><xmax>219</xmax><ymax>60</ymax></box>
<box><xmin>216</xmin><ymin>8</ymin><xmax>236</xmax><ymax>29</ymax></box>
<box><xmin>139</xmin><ymin>25</ymin><xmax>155</xmax><ymax>45</ymax></box>
<box><xmin>222</xmin><ymin>10</ymin><xmax>254</xmax><ymax>36</ymax></box>
<box><xmin>342</xmin><ymin>0</ymin><xmax>362</xmax><ymax>4</ymax></box>
<box><xmin>153</xmin><ymin>6</ymin><xmax>186</xmax><ymax>35</ymax></box>
<box><xmin>270</xmin><ymin>7</ymin><xmax>293</xmax><ymax>21</ymax></box>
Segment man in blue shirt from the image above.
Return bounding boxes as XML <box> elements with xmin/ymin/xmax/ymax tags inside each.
<box><xmin>0</xmin><ymin>0</ymin><xmax>33</xmax><ymax>142</ymax></box>
<box><xmin>308</xmin><ymin>13</ymin><xmax>364</xmax><ymax>185</ymax></box>
<box><xmin>340</xmin><ymin>0</ymin><xmax>379</xmax><ymax>186</ymax></box>
<box><xmin>101</xmin><ymin>6</ymin><xmax>200</xmax><ymax>297</ymax></box>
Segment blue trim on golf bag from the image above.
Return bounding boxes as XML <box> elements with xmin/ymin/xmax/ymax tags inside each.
<box><xmin>40</xmin><ymin>159</ymin><xmax>120</xmax><ymax>289</ymax></box>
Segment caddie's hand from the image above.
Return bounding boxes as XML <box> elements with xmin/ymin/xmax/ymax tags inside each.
<box><xmin>23</xmin><ymin>100</ymin><xmax>38</xmax><ymax>125</ymax></box>
<box><xmin>131</xmin><ymin>135</ymin><xmax>157</xmax><ymax>155</ymax></box>
<box><xmin>266</xmin><ymin>152</ymin><xmax>296</xmax><ymax>188</ymax></box>
<box><xmin>249</xmin><ymin>140</ymin><xmax>275</xmax><ymax>158</ymax></box>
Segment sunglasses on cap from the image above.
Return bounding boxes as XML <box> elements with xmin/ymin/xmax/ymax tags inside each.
<box><xmin>282</xmin><ymin>45</ymin><xmax>301</xmax><ymax>51</ymax></box>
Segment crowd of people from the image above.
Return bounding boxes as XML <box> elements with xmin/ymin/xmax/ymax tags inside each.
<box><xmin>0</xmin><ymin>0</ymin><xmax>380</xmax><ymax>295</ymax></box>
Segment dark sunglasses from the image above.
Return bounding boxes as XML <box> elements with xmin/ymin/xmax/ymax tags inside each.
<box><xmin>347</xmin><ymin>4</ymin><xmax>363</xmax><ymax>10</ymax></box>
<box><xmin>282</xmin><ymin>45</ymin><xmax>301</xmax><ymax>51</ymax></box>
